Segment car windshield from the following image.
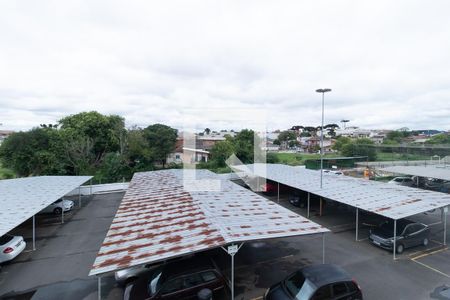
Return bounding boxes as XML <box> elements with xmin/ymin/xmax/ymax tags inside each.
<box><xmin>147</xmin><ymin>268</ymin><xmax>164</xmax><ymax>296</ymax></box>
<box><xmin>284</xmin><ymin>272</ymin><xmax>316</xmax><ymax>300</ymax></box>
<box><xmin>54</xmin><ymin>199</ymin><xmax>62</xmax><ymax>204</ymax></box>
<box><xmin>379</xmin><ymin>221</ymin><xmax>407</xmax><ymax>235</ymax></box>
<box><xmin>0</xmin><ymin>235</ymin><xmax>14</xmax><ymax>246</ymax></box>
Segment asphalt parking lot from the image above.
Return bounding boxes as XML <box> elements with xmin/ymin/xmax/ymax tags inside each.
<box><xmin>1</xmin><ymin>188</ymin><xmax>450</xmax><ymax>300</ymax></box>
<box><xmin>0</xmin><ymin>192</ymin><xmax>124</xmax><ymax>300</ymax></box>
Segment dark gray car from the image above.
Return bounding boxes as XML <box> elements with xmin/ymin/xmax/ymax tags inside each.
<box><xmin>369</xmin><ymin>219</ymin><xmax>430</xmax><ymax>254</ymax></box>
<box><xmin>264</xmin><ymin>264</ymin><xmax>362</xmax><ymax>300</ymax></box>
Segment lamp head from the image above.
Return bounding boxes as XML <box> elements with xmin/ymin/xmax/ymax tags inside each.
<box><xmin>316</xmin><ymin>88</ymin><xmax>332</xmax><ymax>93</ymax></box>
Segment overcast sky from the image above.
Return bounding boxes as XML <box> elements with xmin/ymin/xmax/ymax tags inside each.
<box><xmin>1</xmin><ymin>1</ymin><xmax>449</xmax><ymax>132</ymax></box>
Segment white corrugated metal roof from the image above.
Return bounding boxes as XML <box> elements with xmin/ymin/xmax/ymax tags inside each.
<box><xmin>233</xmin><ymin>164</ymin><xmax>450</xmax><ymax>220</ymax></box>
<box><xmin>381</xmin><ymin>165</ymin><xmax>450</xmax><ymax>181</ymax></box>
<box><xmin>0</xmin><ymin>176</ymin><xmax>92</xmax><ymax>237</ymax></box>
<box><xmin>89</xmin><ymin>169</ymin><xmax>328</xmax><ymax>276</ymax></box>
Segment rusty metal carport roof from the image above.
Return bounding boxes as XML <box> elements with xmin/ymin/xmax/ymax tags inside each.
<box><xmin>232</xmin><ymin>164</ymin><xmax>450</xmax><ymax>220</ymax></box>
<box><xmin>89</xmin><ymin>169</ymin><xmax>328</xmax><ymax>276</ymax></box>
<box><xmin>381</xmin><ymin>165</ymin><xmax>450</xmax><ymax>182</ymax></box>
<box><xmin>0</xmin><ymin>176</ymin><xmax>92</xmax><ymax>237</ymax></box>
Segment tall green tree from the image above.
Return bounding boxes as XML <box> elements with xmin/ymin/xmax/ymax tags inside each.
<box><xmin>342</xmin><ymin>138</ymin><xmax>377</xmax><ymax>160</ymax></box>
<box><xmin>332</xmin><ymin>136</ymin><xmax>352</xmax><ymax>152</ymax></box>
<box><xmin>209</xmin><ymin>140</ymin><xmax>235</xmax><ymax>167</ymax></box>
<box><xmin>143</xmin><ymin>124</ymin><xmax>177</xmax><ymax>167</ymax></box>
<box><xmin>0</xmin><ymin>127</ymin><xmax>66</xmax><ymax>176</ymax></box>
<box><xmin>425</xmin><ymin>133</ymin><xmax>450</xmax><ymax>144</ymax></box>
<box><xmin>59</xmin><ymin>111</ymin><xmax>126</xmax><ymax>166</ymax></box>
<box><xmin>126</xmin><ymin>127</ymin><xmax>154</xmax><ymax>170</ymax></box>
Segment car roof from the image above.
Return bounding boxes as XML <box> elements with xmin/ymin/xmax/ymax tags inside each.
<box><xmin>300</xmin><ymin>264</ymin><xmax>352</xmax><ymax>287</ymax></box>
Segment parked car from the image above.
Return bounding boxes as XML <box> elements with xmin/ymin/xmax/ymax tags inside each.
<box><xmin>388</xmin><ymin>177</ymin><xmax>414</xmax><ymax>187</ymax></box>
<box><xmin>323</xmin><ymin>169</ymin><xmax>343</xmax><ymax>175</ymax></box>
<box><xmin>0</xmin><ymin>235</ymin><xmax>26</xmax><ymax>264</ymax></box>
<box><xmin>369</xmin><ymin>219</ymin><xmax>430</xmax><ymax>254</ymax></box>
<box><xmin>116</xmin><ymin>254</ymin><xmax>196</xmax><ymax>286</ymax></box>
<box><xmin>264</xmin><ymin>264</ymin><xmax>362</xmax><ymax>300</ymax></box>
<box><xmin>39</xmin><ymin>198</ymin><xmax>74</xmax><ymax>214</ymax></box>
<box><xmin>116</xmin><ymin>263</ymin><xmax>158</xmax><ymax>286</ymax></box>
<box><xmin>123</xmin><ymin>256</ymin><xmax>226</xmax><ymax>300</ymax></box>
<box><xmin>424</xmin><ymin>178</ymin><xmax>450</xmax><ymax>192</ymax></box>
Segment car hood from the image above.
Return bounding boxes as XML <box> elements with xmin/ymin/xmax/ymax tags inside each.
<box><xmin>371</xmin><ymin>228</ymin><xmax>394</xmax><ymax>239</ymax></box>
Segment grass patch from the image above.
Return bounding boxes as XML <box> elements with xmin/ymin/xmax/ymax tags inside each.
<box><xmin>374</xmin><ymin>152</ymin><xmax>431</xmax><ymax>161</ymax></box>
<box><xmin>273</xmin><ymin>152</ymin><xmax>340</xmax><ymax>166</ymax></box>
<box><xmin>0</xmin><ymin>163</ymin><xmax>15</xmax><ymax>179</ymax></box>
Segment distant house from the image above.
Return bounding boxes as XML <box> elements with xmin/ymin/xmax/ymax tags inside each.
<box><xmin>0</xmin><ymin>130</ymin><xmax>14</xmax><ymax>145</ymax></box>
<box><xmin>335</xmin><ymin>127</ymin><xmax>371</xmax><ymax>138</ymax></box>
<box><xmin>197</xmin><ymin>131</ymin><xmax>236</xmax><ymax>150</ymax></box>
<box><xmin>167</xmin><ymin>134</ymin><xmax>212</xmax><ymax>165</ymax></box>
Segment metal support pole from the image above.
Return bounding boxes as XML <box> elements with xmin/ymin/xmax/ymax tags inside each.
<box><xmin>307</xmin><ymin>193</ymin><xmax>310</xmax><ymax>218</ymax></box>
<box><xmin>32</xmin><ymin>215</ymin><xmax>36</xmax><ymax>251</ymax></box>
<box><xmin>220</xmin><ymin>243</ymin><xmax>243</xmax><ymax>300</ymax></box>
<box><xmin>231</xmin><ymin>251</ymin><xmax>235</xmax><ymax>300</ymax></box>
<box><xmin>355</xmin><ymin>208</ymin><xmax>359</xmax><ymax>241</ymax></box>
<box><xmin>322</xmin><ymin>233</ymin><xmax>325</xmax><ymax>264</ymax></box>
<box><xmin>444</xmin><ymin>206</ymin><xmax>448</xmax><ymax>245</ymax></box>
<box><xmin>78</xmin><ymin>186</ymin><xmax>82</xmax><ymax>208</ymax></box>
<box><xmin>277</xmin><ymin>182</ymin><xmax>280</xmax><ymax>203</ymax></box>
<box><xmin>98</xmin><ymin>277</ymin><xmax>101</xmax><ymax>300</ymax></box>
<box><xmin>320</xmin><ymin>91</ymin><xmax>324</xmax><ymax>189</ymax></box>
<box><xmin>393</xmin><ymin>220</ymin><xmax>397</xmax><ymax>260</ymax></box>
<box><xmin>319</xmin><ymin>198</ymin><xmax>323</xmax><ymax>217</ymax></box>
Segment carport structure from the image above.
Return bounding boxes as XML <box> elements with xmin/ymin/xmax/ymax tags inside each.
<box><xmin>232</xmin><ymin>164</ymin><xmax>450</xmax><ymax>259</ymax></box>
<box><xmin>380</xmin><ymin>165</ymin><xmax>450</xmax><ymax>182</ymax></box>
<box><xmin>0</xmin><ymin>176</ymin><xmax>92</xmax><ymax>250</ymax></box>
<box><xmin>89</xmin><ymin>169</ymin><xmax>329</xmax><ymax>300</ymax></box>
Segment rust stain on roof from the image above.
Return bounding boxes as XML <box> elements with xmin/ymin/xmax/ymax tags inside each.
<box><xmin>90</xmin><ymin>169</ymin><xmax>328</xmax><ymax>276</ymax></box>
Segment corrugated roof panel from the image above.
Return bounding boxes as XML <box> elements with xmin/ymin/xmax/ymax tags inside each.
<box><xmin>233</xmin><ymin>164</ymin><xmax>450</xmax><ymax>220</ymax></box>
<box><xmin>0</xmin><ymin>176</ymin><xmax>92</xmax><ymax>236</ymax></box>
<box><xmin>90</xmin><ymin>169</ymin><xmax>328</xmax><ymax>276</ymax></box>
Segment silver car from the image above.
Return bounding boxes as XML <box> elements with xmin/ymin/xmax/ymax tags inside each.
<box><xmin>388</xmin><ymin>177</ymin><xmax>414</xmax><ymax>187</ymax></box>
<box><xmin>39</xmin><ymin>198</ymin><xmax>74</xmax><ymax>214</ymax></box>
<box><xmin>0</xmin><ymin>235</ymin><xmax>26</xmax><ymax>263</ymax></box>
<box><xmin>115</xmin><ymin>264</ymin><xmax>158</xmax><ymax>286</ymax></box>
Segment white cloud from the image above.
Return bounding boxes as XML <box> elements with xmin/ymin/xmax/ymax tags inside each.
<box><xmin>0</xmin><ymin>0</ymin><xmax>449</xmax><ymax>131</ymax></box>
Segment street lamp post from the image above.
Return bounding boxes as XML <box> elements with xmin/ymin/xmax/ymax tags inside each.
<box><xmin>316</xmin><ymin>88</ymin><xmax>332</xmax><ymax>189</ymax></box>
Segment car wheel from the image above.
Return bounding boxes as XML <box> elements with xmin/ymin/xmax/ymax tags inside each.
<box><xmin>54</xmin><ymin>207</ymin><xmax>62</xmax><ymax>215</ymax></box>
<box><xmin>423</xmin><ymin>238</ymin><xmax>429</xmax><ymax>246</ymax></box>
<box><xmin>396</xmin><ymin>244</ymin><xmax>404</xmax><ymax>254</ymax></box>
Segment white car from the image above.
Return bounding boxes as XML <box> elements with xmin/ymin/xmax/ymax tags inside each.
<box><xmin>0</xmin><ymin>235</ymin><xmax>26</xmax><ymax>263</ymax></box>
<box><xmin>40</xmin><ymin>198</ymin><xmax>74</xmax><ymax>214</ymax></box>
<box><xmin>323</xmin><ymin>169</ymin><xmax>343</xmax><ymax>175</ymax></box>
<box><xmin>388</xmin><ymin>177</ymin><xmax>414</xmax><ymax>187</ymax></box>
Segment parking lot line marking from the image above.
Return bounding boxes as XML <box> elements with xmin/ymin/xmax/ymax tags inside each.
<box><xmin>410</xmin><ymin>247</ymin><xmax>448</xmax><ymax>260</ymax></box>
<box><xmin>250</xmin><ymin>297</ymin><xmax>263</xmax><ymax>300</ymax></box>
<box><xmin>431</xmin><ymin>239</ymin><xmax>445</xmax><ymax>245</ymax></box>
<box><xmin>411</xmin><ymin>259</ymin><xmax>450</xmax><ymax>279</ymax></box>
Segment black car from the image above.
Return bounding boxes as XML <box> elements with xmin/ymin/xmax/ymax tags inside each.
<box><xmin>264</xmin><ymin>264</ymin><xmax>363</xmax><ymax>300</ymax></box>
<box><xmin>123</xmin><ymin>256</ymin><xmax>226</xmax><ymax>300</ymax></box>
<box><xmin>369</xmin><ymin>219</ymin><xmax>430</xmax><ymax>254</ymax></box>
